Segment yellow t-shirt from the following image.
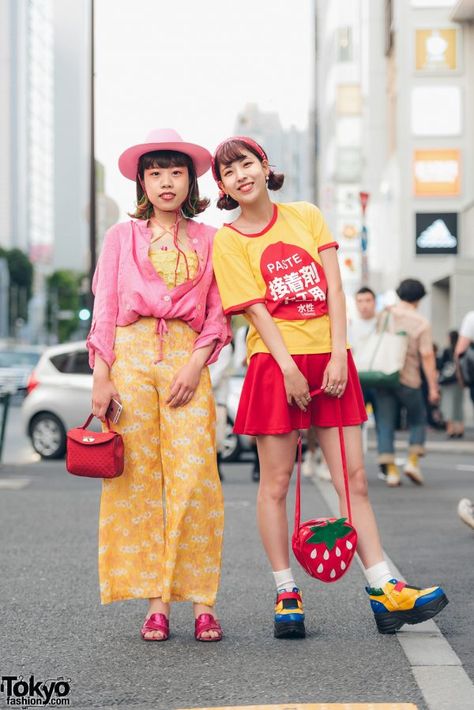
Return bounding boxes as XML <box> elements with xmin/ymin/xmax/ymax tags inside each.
<box><xmin>212</xmin><ymin>202</ymin><xmax>338</xmax><ymax>359</ymax></box>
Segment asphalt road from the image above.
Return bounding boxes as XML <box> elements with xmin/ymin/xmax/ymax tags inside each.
<box><xmin>1</xmin><ymin>404</ymin><xmax>473</xmax><ymax>710</ymax></box>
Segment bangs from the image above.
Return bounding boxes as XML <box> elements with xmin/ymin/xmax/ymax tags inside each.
<box><xmin>214</xmin><ymin>140</ymin><xmax>259</xmax><ymax>178</ymax></box>
<box><xmin>140</xmin><ymin>150</ymin><xmax>191</xmax><ymax>172</ymax></box>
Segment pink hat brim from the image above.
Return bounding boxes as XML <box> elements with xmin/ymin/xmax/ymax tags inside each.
<box><xmin>118</xmin><ymin>141</ymin><xmax>212</xmax><ymax>180</ymax></box>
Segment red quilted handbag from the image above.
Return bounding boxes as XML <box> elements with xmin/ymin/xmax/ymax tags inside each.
<box><xmin>292</xmin><ymin>388</ymin><xmax>357</xmax><ymax>582</ymax></box>
<box><xmin>66</xmin><ymin>414</ymin><xmax>124</xmax><ymax>479</ymax></box>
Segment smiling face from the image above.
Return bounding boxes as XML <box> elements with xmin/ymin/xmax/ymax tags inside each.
<box><xmin>218</xmin><ymin>147</ymin><xmax>269</xmax><ymax>206</ymax></box>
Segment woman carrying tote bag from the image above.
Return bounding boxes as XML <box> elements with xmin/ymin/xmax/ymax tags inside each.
<box><xmin>374</xmin><ymin>280</ymin><xmax>440</xmax><ymax>487</ymax></box>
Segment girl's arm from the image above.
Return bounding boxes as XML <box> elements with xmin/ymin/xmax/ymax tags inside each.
<box><xmin>192</xmin><ymin>274</ymin><xmax>232</xmax><ymax>365</ymax></box>
<box><xmin>167</xmin><ymin>342</ymin><xmax>215</xmax><ymax>408</ymax></box>
<box><xmin>92</xmin><ymin>355</ymin><xmax>121</xmax><ymax>420</ymax></box>
<box><xmin>87</xmin><ymin>226</ymin><xmax>121</xmax><ymax>420</ymax></box>
<box><xmin>86</xmin><ymin>226</ymin><xmax>120</xmax><ymax>369</ymax></box>
<box><xmin>246</xmin><ymin>303</ymin><xmax>310</xmax><ymax>410</ymax></box>
<box><xmin>319</xmin><ymin>247</ymin><xmax>348</xmax><ymax>397</ymax></box>
<box><xmin>168</xmin><ymin>268</ymin><xmax>232</xmax><ymax>409</ymax></box>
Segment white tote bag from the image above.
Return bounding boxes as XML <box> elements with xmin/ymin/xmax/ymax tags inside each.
<box><xmin>353</xmin><ymin>311</ymin><xmax>408</xmax><ymax>388</ymax></box>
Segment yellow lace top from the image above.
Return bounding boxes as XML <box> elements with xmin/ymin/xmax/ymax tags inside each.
<box><xmin>148</xmin><ymin>249</ymin><xmax>199</xmax><ymax>289</ymax></box>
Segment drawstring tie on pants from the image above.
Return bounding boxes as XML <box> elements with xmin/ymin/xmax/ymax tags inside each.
<box><xmin>155</xmin><ymin>318</ymin><xmax>169</xmax><ymax>363</ymax></box>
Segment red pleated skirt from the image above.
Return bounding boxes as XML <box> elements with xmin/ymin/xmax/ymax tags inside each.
<box><xmin>234</xmin><ymin>350</ymin><xmax>367</xmax><ymax>436</ymax></box>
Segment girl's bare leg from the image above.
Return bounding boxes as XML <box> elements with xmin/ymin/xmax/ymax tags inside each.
<box><xmin>316</xmin><ymin>425</ymin><xmax>385</xmax><ymax>569</ymax></box>
<box><xmin>256</xmin><ymin>431</ymin><xmax>299</xmax><ymax>571</ymax></box>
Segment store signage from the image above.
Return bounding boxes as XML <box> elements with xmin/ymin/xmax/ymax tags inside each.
<box><xmin>415</xmin><ymin>212</ymin><xmax>458</xmax><ymax>254</ymax></box>
<box><xmin>411</xmin><ymin>0</ymin><xmax>456</xmax><ymax>7</ymax></box>
<box><xmin>335</xmin><ymin>148</ymin><xmax>362</xmax><ymax>182</ymax></box>
<box><xmin>411</xmin><ymin>86</ymin><xmax>461</xmax><ymax>136</ymax></box>
<box><xmin>415</xmin><ymin>29</ymin><xmax>458</xmax><ymax>71</ymax></box>
<box><xmin>413</xmin><ymin>149</ymin><xmax>461</xmax><ymax>196</ymax></box>
<box><xmin>336</xmin><ymin>85</ymin><xmax>362</xmax><ymax>115</ymax></box>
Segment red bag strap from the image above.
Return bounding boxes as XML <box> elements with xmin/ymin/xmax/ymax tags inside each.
<box><xmin>78</xmin><ymin>413</ymin><xmax>112</xmax><ymax>431</ymax></box>
<box><xmin>294</xmin><ymin>388</ymin><xmax>353</xmax><ymax>537</ymax></box>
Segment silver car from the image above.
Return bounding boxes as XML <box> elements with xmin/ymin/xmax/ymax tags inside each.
<box><xmin>0</xmin><ymin>346</ymin><xmax>44</xmax><ymax>396</ymax></box>
<box><xmin>22</xmin><ymin>341</ymin><xmax>94</xmax><ymax>459</ymax></box>
<box><xmin>22</xmin><ymin>340</ymin><xmax>250</xmax><ymax>462</ymax></box>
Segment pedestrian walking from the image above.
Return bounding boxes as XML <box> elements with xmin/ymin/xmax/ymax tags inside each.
<box><xmin>348</xmin><ymin>286</ymin><xmax>380</xmax><ymax>464</ymax></box>
<box><xmin>455</xmin><ymin>310</ymin><xmax>474</xmax><ymax>530</ymax></box>
<box><xmin>439</xmin><ymin>331</ymin><xmax>464</xmax><ymax>438</ymax></box>
<box><xmin>456</xmin><ymin>309</ymin><xmax>474</xmax><ymax>405</ymax></box>
<box><xmin>211</xmin><ymin>135</ymin><xmax>448</xmax><ymax>638</ymax></box>
<box><xmin>421</xmin><ymin>343</ymin><xmax>445</xmax><ymax>431</ymax></box>
<box><xmin>374</xmin><ymin>279</ymin><xmax>440</xmax><ymax>487</ymax></box>
<box><xmin>87</xmin><ymin>128</ymin><xmax>230</xmax><ymax>642</ymax></box>
<box><xmin>301</xmin><ymin>426</ymin><xmax>331</xmax><ymax>481</ymax></box>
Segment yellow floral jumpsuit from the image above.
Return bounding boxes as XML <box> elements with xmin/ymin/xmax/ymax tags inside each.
<box><xmin>98</xmin><ymin>249</ymin><xmax>224</xmax><ymax>606</ymax></box>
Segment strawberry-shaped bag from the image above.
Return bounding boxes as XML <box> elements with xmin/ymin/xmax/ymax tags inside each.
<box><xmin>292</xmin><ymin>389</ymin><xmax>357</xmax><ymax>582</ymax></box>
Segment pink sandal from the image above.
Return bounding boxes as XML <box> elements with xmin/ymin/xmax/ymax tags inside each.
<box><xmin>194</xmin><ymin>613</ymin><xmax>223</xmax><ymax>642</ymax></box>
<box><xmin>141</xmin><ymin>613</ymin><xmax>169</xmax><ymax>641</ymax></box>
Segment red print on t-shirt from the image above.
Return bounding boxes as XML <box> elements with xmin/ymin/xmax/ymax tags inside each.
<box><xmin>260</xmin><ymin>242</ymin><xmax>328</xmax><ymax>320</ymax></box>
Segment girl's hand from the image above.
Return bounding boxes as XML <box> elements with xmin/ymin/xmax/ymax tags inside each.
<box><xmin>92</xmin><ymin>377</ymin><xmax>121</xmax><ymax>421</ymax></box>
<box><xmin>283</xmin><ymin>363</ymin><xmax>311</xmax><ymax>411</ymax></box>
<box><xmin>167</xmin><ymin>361</ymin><xmax>202</xmax><ymax>408</ymax></box>
<box><xmin>322</xmin><ymin>352</ymin><xmax>348</xmax><ymax>398</ymax></box>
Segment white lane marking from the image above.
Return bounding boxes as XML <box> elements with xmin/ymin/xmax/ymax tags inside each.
<box><xmin>456</xmin><ymin>464</ymin><xmax>474</xmax><ymax>471</ymax></box>
<box><xmin>178</xmin><ymin>704</ymin><xmax>419</xmax><ymax>709</ymax></box>
<box><xmin>310</xmin><ymin>476</ymin><xmax>474</xmax><ymax>710</ymax></box>
<box><xmin>0</xmin><ymin>478</ymin><xmax>31</xmax><ymax>489</ymax></box>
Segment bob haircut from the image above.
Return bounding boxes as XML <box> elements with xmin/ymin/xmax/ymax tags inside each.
<box><xmin>213</xmin><ymin>139</ymin><xmax>285</xmax><ymax>210</ymax></box>
<box><xmin>396</xmin><ymin>278</ymin><xmax>427</xmax><ymax>303</ymax></box>
<box><xmin>128</xmin><ymin>150</ymin><xmax>210</xmax><ymax>220</ymax></box>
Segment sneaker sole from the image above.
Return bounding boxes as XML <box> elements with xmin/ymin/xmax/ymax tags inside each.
<box><xmin>458</xmin><ymin>512</ymin><xmax>474</xmax><ymax>530</ymax></box>
<box><xmin>274</xmin><ymin>620</ymin><xmax>306</xmax><ymax>639</ymax></box>
<box><xmin>404</xmin><ymin>470</ymin><xmax>424</xmax><ymax>485</ymax></box>
<box><xmin>374</xmin><ymin>593</ymin><xmax>449</xmax><ymax>634</ymax></box>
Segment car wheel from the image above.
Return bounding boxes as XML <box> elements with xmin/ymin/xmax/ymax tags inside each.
<box><xmin>220</xmin><ymin>416</ymin><xmax>242</xmax><ymax>463</ymax></box>
<box><xmin>30</xmin><ymin>413</ymin><xmax>67</xmax><ymax>459</ymax></box>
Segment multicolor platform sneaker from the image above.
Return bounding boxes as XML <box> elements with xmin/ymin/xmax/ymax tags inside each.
<box><xmin>274</xmin><ymin>587</ymin><xmax>305</xmax><ymax>639</ymax></box>
<box><xmin>367</xmin><ymin>579</ymin><xmax>449</xmax><ymax>634</ymax></box>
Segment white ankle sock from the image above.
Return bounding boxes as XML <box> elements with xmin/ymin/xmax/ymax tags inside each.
<box><xmin>364</xmin><ymin>561</ymin><xmax>394</xmax><ymax>589</ymax></box>
<box><xmin>273</xmin><ymin>567</ymin><xmax>296</xmax><ymax>592</ymax></box>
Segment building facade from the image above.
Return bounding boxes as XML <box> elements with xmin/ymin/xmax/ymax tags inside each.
<box><xmin>315</xmin><ymin>0</ymin><xmax>474</xmax><ymax>340</ymax></box>
<box><xmin>0</xmin><ymin>0</ymin><xmax>54</xmax><ymax>258</ymax></box>
<box><xmin>52</xmin><ymin>0</ymin><xmax>91</xmax><ymax>272</ymax></box>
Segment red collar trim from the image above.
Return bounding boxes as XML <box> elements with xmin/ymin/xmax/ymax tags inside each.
<box><xmin>224</xmin><ymin>204</ymin><xmax>278</xmax><ymax>238</ymax></box>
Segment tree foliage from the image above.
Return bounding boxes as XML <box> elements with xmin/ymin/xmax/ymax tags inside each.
<box><xmin>0</xmin><ymin>247</ymin><xmax>34</xmax><ymax>325</ymax></box>
<box><xmin>46</xmin><ymin>269</ymin><xmax>87</xmax><ymax>342</ymax></box>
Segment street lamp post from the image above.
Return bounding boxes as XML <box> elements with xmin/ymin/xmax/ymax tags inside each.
<box><xmin>88</xmin><ymin>0</ymin><xmax>96</xmax><ymax>311</ymax></box>
<box><xmin>359</xmin><ymin>191</ymin><xmax>370</xmax><ymax>286</ymax></box>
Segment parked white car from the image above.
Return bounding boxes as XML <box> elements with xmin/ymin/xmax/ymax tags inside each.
<box><xmin>22</xmin><ymin>341</ymin><xmax>95</xmax><ymax>459</ymax></box>
<box><xmin>22</xmin><ymin>340</ymin><xmax>250</xmax><ymax>462</ymax></box>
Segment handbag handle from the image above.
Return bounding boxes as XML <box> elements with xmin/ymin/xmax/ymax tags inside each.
<box><xmin>79</xmin><ymin>413</ymin><xmax>112</xmax><ymax>431</ymax></box>
<box><xmin>294</xmin><ymin>388</ymin><xmax>353</xmax><ymax>536</ymax></box>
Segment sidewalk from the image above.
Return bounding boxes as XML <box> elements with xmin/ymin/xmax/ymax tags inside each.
<box><xmin>366</xmin><ymin>423</ymin><xmax>474</xmax><ymax>455</ymax></box>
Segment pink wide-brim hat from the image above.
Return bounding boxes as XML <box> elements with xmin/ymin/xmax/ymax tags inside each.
<box><xmin>118</xmin><ymin>128</ymin><xmax>212</xmax><ymax>180</ymax></box>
